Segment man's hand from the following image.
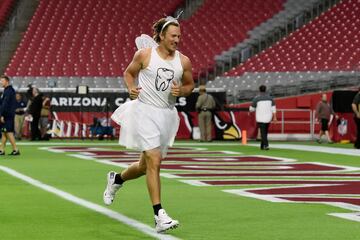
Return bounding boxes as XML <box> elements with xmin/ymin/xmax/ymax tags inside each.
<box><xmin>0</xmin><ymin>116</ymin><xmax>4</xmax><ymax>123</ymax></box>
<box><xmin>171</xmin><ymin>81</ymin><xmax>181</xmax><ymax>97</ymax></box>
<box><xmin>129</xmin><ymin>87</ymin><xmax>142</xmax><ymax>100</ymax></box>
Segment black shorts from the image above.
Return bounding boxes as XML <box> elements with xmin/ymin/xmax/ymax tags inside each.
<box><xmin>320</xmin><ymin>118</ymin><xmax>329</xmax><ymax>131</ymax></box>
<box><xmin>1</xmin><ymin>116</ymin><xmax>15</xmax><ymax>133</ymax></box>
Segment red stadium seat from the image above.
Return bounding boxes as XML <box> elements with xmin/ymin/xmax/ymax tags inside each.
<box><xmin>5</xmin><ymin>0</ymin><xmax>283</xmax><ymax>78</ymax></box>
<box><xmin>226</xmin><ymin>0</ymin><xmax>360</xmax><ymax>76</ymax></box>
<box><xmin>0</xmin><ymin>0</ymin><xmax>16</xmax><ymax>30</ymax></box>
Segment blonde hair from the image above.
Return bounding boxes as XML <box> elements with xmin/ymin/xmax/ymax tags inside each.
<box><xmin>152</xmin><ymin>18</ymin><xmax>179</xmax><ymax>43</ymax></box>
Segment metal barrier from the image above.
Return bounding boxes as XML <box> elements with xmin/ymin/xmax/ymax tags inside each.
<box><xmin>269</xmin><ymin>109</ymin><xmax>315</xmax><ymax>140</ymax></box>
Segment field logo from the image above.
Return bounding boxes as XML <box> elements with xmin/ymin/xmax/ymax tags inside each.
<box><xmin>43</xmin><ymin>146</ymin><xmax>360</xmax><ymax>222</ymax></box>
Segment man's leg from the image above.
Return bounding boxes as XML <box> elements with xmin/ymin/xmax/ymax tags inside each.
<box><xmin>14</xmin><ymin>115</ymin><xmax>20</xmax><ymax>139</ymax></box>
<box><xmin>263</xmin><ymin>123</ymin><xmax>270</xmax><ymax>148</ymax></box>
<box><xmin>198</xmin><ymin>112</ymin><xmax>206</xmax><ymax>141</ymax></box>
<box><xmin>0</xmin><ymin>133</ymin><xmax>7</xmax><ymax>153</ymax></box>
<box><xmin>6</xmin><ymin>132</ymin><xmax>19</xmax><ymax>153</ymax></box>
<box><xmin>258</xmin><ymin>123</ymin><xmax>266</xmax><ymax>149</ymax></box>
<box><xmin>205</xmin><ymin>112</ymin><xmax>212</xmax><ymax>141</ymax></box>
<box><xmin>31</xmin><ymin>117</ymin><xmax>41</xmax><ymax>140</ymax></box>
<box><xmin>355</xmin><ymin>118</ymin><xmax>360</xmax><ymax>149</ymax></box>
<box><xmin>143</xmin><ymin>148</ymin><xmax>179</xmax><ymax>232</ymax></box>
<box><xmin>318</xmin><ymin>130</ymin><xmax>324</xmax><ymax>143</ymax></box>
<box><xmin>325</xmin><ymin>130</ymin><xmax>333</xmax><ymax>143</ymax></box>
<box><xmin>121</xmin><ymin>153</ymin><xmax>147</xmax><ymax>181</ymax></box>
<box><xmin>143</xmin><ymin>148</ymin><xmax>162</xmax><ymax>206</ymax></box>
<box><xmin>103</xmin><ymin>153</ymin><xmax>146</xmax><ymax>205</ymax></box>
<box><xmin>18</xmin><ymin>116</ymin><xmax>24</xmax><ymax>139</ymax></box>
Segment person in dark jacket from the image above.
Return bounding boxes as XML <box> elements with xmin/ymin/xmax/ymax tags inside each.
<box><xmin>0</xmin><ymin>75</ymin><xmax>20</xmax><ymax>155</ymax></box>
<box><xmin>28</xmin><ymin>87</ymin><xmax>43</xmax><ymax>140</ymax></box>
<box><xmin>352</xmin><ymin>87</ymin><xmax>360</xmax><ymax>149</ymax></box>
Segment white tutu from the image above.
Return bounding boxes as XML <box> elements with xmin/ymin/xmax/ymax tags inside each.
<box><xmin>111</xmin><ymin>99</ymin><xmax>179</xmax><ymax>157</ymax></box>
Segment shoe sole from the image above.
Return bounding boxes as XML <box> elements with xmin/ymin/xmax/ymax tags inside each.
<box><xmin>156</xmin><ymin>222</ymin><xmax>179</xmax><ymax>233</ymax></box>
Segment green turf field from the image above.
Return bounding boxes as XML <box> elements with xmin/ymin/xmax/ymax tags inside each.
<box><xmin>1</xmin><ymin>140</ymin><xmax>360</xmax><ymax>240</ymax></box>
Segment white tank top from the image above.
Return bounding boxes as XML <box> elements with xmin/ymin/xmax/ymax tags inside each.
<box><xmin>137</xmin><ymin>47</ymin><xmax>183</xmax><ymax>109</ymax></box>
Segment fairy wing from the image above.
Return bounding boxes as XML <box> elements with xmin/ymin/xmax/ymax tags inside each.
<box><xmin>135</xmin><ymin>34</ymin><xmax>158</xmax><ymax>50</ymax></box>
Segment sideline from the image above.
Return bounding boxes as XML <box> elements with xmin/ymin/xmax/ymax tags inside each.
<box><xmin>247</xmin><ymin>143</ymin><xmax>360</xmax><ymax>157</ymax></box>
<box><xmin>0</xmin><ymin>165</ymin><xmax>181</xmax><ymax>240</ymax></box>
<box><xmin>14</xmin><ymin>141</ymin><xmax>360</xmax><ymax>156</ymax></box>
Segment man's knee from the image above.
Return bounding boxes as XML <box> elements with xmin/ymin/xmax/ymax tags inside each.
<box><xmin>144</xmin><ymin>150</ymin><xmax>161</xmax><ymax>171</ymax></box>
<box><xmin>138</xmin><ymin>161</ymin><xmax>147</xmax><ymax>174</ymax></box>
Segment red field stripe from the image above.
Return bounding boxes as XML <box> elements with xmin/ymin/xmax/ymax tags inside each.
<box><xmin>201</xmin><ymin>180</ymin><xmax>357</xmax><ymax>185</ymax></box>
<box><xmin>282</xmin><ymin>197</ymin><xmax>360</xmax><ymax>206</ymax></box>
<box><xmin>250</xmin><ymin>181</ymin><xmax>360</xmax><ymax>195</ymax></box>
<box><xmin>175</xmin><ymin>173</ymin><xmax>360</xmax><ymax>177</ymax></box>
<box><xmin>163</xmin><ymin>156</ymin><xmax>284</xmax><ymax>162</ymax></box>
<box><xmin>160</xmin><ymin>163</ymin><xmax>344</xmax><ymax>172</ymax></box>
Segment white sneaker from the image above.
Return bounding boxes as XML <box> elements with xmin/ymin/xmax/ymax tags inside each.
<box><xmin>103</xmin><ymin>171</ymin><xmax>122</xmax><ymax>205</ymax></box>
<box><xmin>154</xmin><ymin>209</ymin><xmax>179</xmax><ymax>233</ymax></box>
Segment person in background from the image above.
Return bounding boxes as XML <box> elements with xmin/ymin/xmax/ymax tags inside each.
<box><xmin>28</xmin><ymin>87</ymin><xmax>43</xmax><ymax>140</ymax></box>
<box><xmin>40</xmin><ymin>95</ymin><xmax>50</xmax><ymax>140</ymax></box>
<box><xmin>315</xmin><ymin>93</ymin><xmax>337</xmax><ymax>144</ymax></box>
<box><xmin>249</xmin><ymin>85</ymin><xmax>277</xmax><ymax>150</ymax></box>
<box><xmin>14</xmin><ymin>93</ymin><xmax>27</xmax><ymax>140</ymax></box>
<box><xmin>352</xmin><ymin>87</ymin><xmax>360</xmax><ymax>149</ymax></box>
<box><xmin>196</xmin><ymin>85</ymin><xmax>216</xmax><ymax>142</ymax></box>
<box><xmin>0</xmin><ymin>75</ymin><xmax>20</xmax><ymax>155</ymax></box>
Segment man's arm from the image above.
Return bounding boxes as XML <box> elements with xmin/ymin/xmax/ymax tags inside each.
<box><xmin>123</xmin><ymin>49</ymin><xmax>147</xmax><ymax>99</ymax></box>
<box><xmin>208</xmin><ymin>95</ymin><xmax>216</xmax><ymax>110</ymax></box>
<box><xmin>271</xmin><ymin>99</ymin><xmax>277</xmax><ymax>121</ymax></box>
<box><xmin>171</xmin><ymin>54</ymin><xmax>195</xmax><ymax>97</ymax></box>
<box><xmin>352</xmin><ymin>103</ymin><xmax>360</xmax><ymax>118</ymax></box>
<box><xmin>272</xmin><ymin>107</ymin><xmax>277</xmax><ymax>121</ymax></box>
<box><xmin>249</xmin><ymin>98</ymin><xmax>257</xmax><ymax>112</ymax></box>
<box><xmin>0</xmin><ymin>92</ymin><xmax>9</xmax><ymax>117</ymax></box>
<box><xmin>195</xmin><ymin>95</ymin><xmax>204</xmax><ymax>110</ymax></box>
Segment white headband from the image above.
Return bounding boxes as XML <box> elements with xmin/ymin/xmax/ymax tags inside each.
<box><xmin>160</xmin><ymin>11</ymin><xmax>183</xmax><ymax>34</ymax></box>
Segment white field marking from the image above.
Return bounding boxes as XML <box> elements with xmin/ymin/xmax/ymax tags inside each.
<box><xmin>96</xmin><ymin>159</ymin><xmax>132</xmax><ymax>169</ymax></box>
<box><xmin>17</xmin><ymin>142</ymin><xmax>241</xmax><ymax>146</ymax></box>
<box><xmin>271</xmin><ymin>194</ymin><xmax>360</xmax><ymax>199</ymax></box>
<box><xmin>178</xmin><ymin>180</ymin><xmax>211</xmax><ymax>187</ymax></box>
<box><xmin>0</xmin><ymin>165</ymin><xmax>181</xmax><ymax>240</ymax></box>
<box><xmin>328</xmin><ymin>213</ymin><xmax>360</xmax><ymax>222</ymax></box>
<box><xmin>99</xmin><ymin>160</ymin><xmax>179</xmax><ymax>179</ymax></box>
<box><xmin>15</xmin><ymin>141</ymin><xmax>360</xmax><ymax>156</ymax></box>
<box><xmin>223</xmin><ymin>185</ymin><xmax>360</xmax><ymax>222</ymax></box>
<box><xmin>192</xmin><ymin>179</ymin><xmax>360</xmax><ymax>186</ymax></box>
<box><xmin>222</xmin><ymin>151</ymin><xmax>242</xmax><ymax>155</ymax></box>
<box><xmin>173</xmin><ymin>175</ymin><xmax>360</xmax><ymax>179</ymax></box>
<box><xmin>223</xmin><ymin>189</ymin><xmax>292</xmax><ymax>203</ymax></box>
<box><xmin>184</xmin><ymin>165</ymin><xmax>291</xmax><ymax>169</ymax></box>
<box><xmin>222</xmin><ymin>184</ymin><xmax>342</xmax><ymax>202</ymax></box>
<box><xmin>68</xmin><ymin>154</ymin><xmax>96</xmax><ymax>160</ymax></box>
<box><xmin>94</xmin><ymin>159</ymin><xmax>180</xmax><ymax>179</ymax></box>
<box><xmin>40</xmin><ymin>147</ymin><xmax>360</xmax><ymax>179</ymax></box>
<box><xmin>247</xmin><ymin>143</ymin><xmax>360</xmax><ymax>157</ymax></box>
<box><xmin>68</xmin><ymin>150</ymin><xmax>359</xmax><ymax>173</ymax></box>
<box><xmin>252</xmin><ymin>155</ymin><xmax>298</xmax><ymax>162</ymax></box>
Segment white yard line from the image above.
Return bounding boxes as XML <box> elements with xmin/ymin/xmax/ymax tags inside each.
<box><xmin>247</xmin><ymin>143</ymin><xmax>360</xmax><ymax>157</ymax></box>
<box><xmin>0</xmin><ymin>165</ymin><xmax>181</xmax><ymax>240</ymax></box>
<box><xmin>15</xmin><ymin>140</ymin><xmax>360</xmax><ymax>156</ymax></box>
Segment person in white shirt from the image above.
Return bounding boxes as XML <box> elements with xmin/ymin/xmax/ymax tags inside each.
<box><xmin>249</xmin><ymin>85</ymin><xmax>277</xmax><ymax>150</ymax></box>
<box><xmin>103</xmin><ymin>15</ymin><xmax>194</xmax><ymax>233</ymax></box>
